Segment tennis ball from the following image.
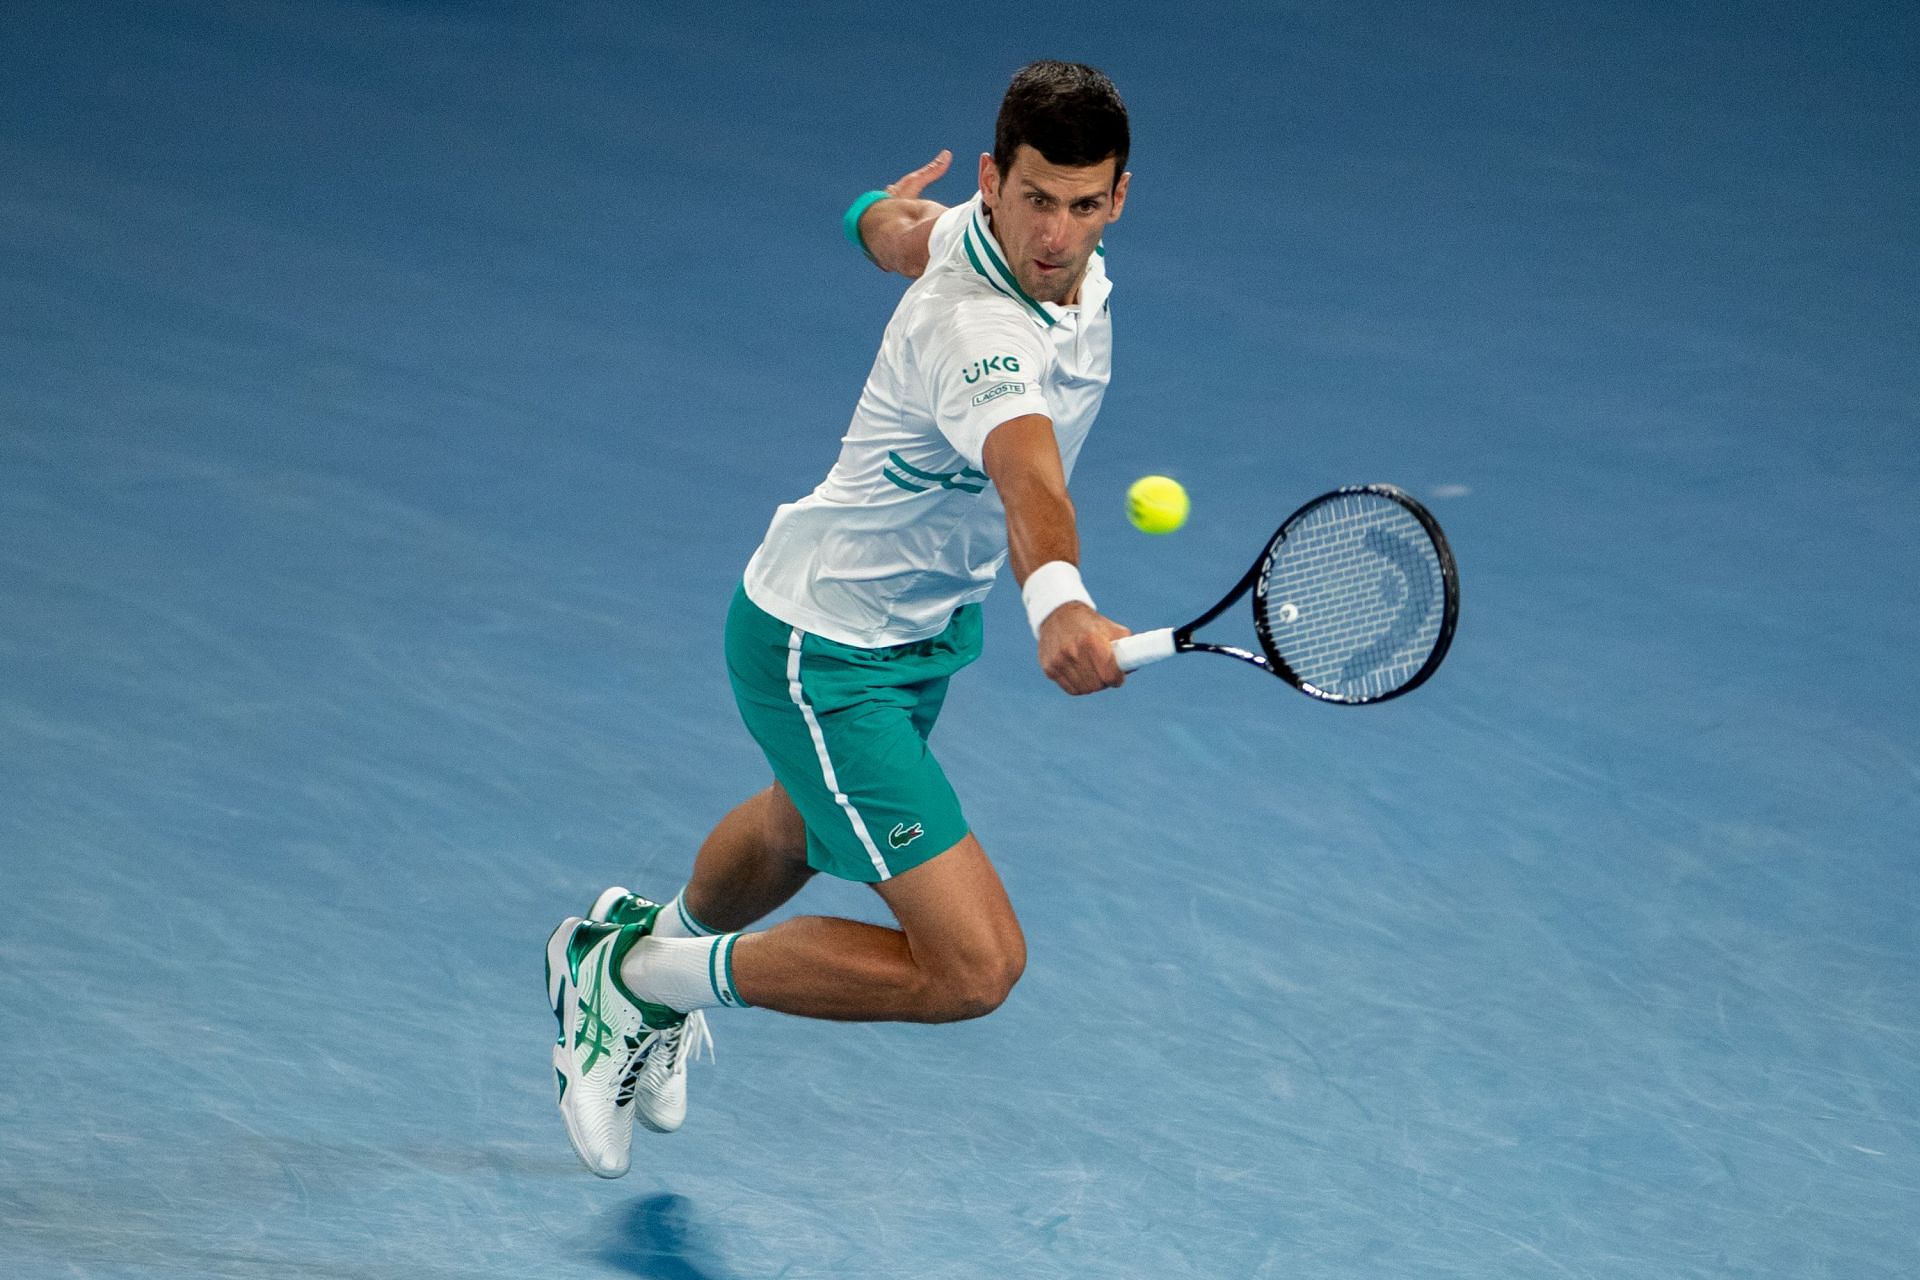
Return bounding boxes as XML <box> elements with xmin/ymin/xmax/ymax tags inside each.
<box><xmin>1126</xmin><ymin>474</ymin><xmax>1189</xmax><ymax>534</ymax></box>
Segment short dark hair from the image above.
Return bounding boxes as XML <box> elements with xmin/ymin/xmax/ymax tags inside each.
<box><xmin>993</xmin><ymin>61</ymin><xmax>1129</xmax><ymax>185</ymax></box>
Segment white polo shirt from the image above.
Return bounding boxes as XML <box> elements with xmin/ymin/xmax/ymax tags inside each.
<box><xmin>743</xmin><ymin>193</ymin><xmax>1114</xmax><ymax>648</ymax></box>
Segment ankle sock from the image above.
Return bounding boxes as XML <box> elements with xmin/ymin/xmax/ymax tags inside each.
<box><xmin>649</xmin><ymin>889</ymin><xmax>720</xmax><ymax>941</ymax></box>
<box><xmin>621</xmin><ymin>933</ymin><xmax>749</xmax><ymax>1012</ymax></box>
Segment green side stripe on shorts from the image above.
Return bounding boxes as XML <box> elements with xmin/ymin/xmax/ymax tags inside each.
<box><xmin>785</xmin><ymin>628</ymin><xmax>893</xmax><ymax>880</ymax></box>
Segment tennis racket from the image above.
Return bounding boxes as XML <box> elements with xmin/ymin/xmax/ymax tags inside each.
<box><xmin>1111</xmin><ymin>484</ymin><xmax>1459</xmax><ymax>704</ymax></box>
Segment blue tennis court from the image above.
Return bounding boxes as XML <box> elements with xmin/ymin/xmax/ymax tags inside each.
<box><xmin>3</xmin><ymin>3</ymin><xmax>1915</xmax><ymax>1276</ymax></box>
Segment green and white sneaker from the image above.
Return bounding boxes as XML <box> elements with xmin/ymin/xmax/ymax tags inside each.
<box><xmin>581</xmin><ymin>888</ymin><xmax>713</xmax><ymax>1134</ymax></box>
<box><xmin>545</xmin><ymin>916</ymin><xmax>691</xmax><ymax>1177</ymax></box>
<box><xmin>588</xmin><ymin>885</ymin><xmax>659</xmax><ymax>928</ymax></box>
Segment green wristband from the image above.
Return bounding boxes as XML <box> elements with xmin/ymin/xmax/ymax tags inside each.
<box><xmin>842</xmin><ymin>189</ymin><xmax>891</xmax><ymax>260</ymax></box>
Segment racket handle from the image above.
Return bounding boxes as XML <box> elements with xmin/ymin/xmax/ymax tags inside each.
<box><xmin>1112</xmin><ymin>628</ymin><xmax>1177</xmax><ymax>673</ymax></box>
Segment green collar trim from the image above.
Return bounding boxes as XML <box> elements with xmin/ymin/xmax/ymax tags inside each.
<box><xmin>965</xmin><ymin>205</ymin><xmax>1055</xmax><ymax>327</ymax></box>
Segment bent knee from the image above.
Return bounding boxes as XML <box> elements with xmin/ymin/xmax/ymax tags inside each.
<box><xmin>925</xmin><ymin>946</ymin><xmax>1026</xmax><ymax>1023</ymax></box>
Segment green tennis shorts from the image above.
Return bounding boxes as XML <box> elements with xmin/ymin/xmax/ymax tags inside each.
<box><xmin>725</xmin><ymin>583</ymin><xmax>981</xmax><ymax>882</ymax></box>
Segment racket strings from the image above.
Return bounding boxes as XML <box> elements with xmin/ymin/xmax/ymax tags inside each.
<box><xmin>1258</xmin><ymin>494</ymin><xmax>1445</xmax><ymax>700</ymax></box>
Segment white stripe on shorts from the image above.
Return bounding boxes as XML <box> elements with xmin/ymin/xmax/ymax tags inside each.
<box><xmin>785</xmin><ymin>627</ymin><xmax>891</xmax><ymax>880</ymax></box>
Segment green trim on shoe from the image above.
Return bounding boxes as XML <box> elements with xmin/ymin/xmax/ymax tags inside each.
<box><xmin>567</xmin><ymin>920</ymin><xmax>623</xmax><ymax>974</ymax></box>
<box><xmin>606</xmin><ymin>898</ymin><xmax>661</xmax><ymax>929</ymax></box>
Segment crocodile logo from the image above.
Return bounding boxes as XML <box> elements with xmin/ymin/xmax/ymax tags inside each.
<box><xmin>888</xmin><ymin>822</ymin><xmax>924</xmax><ymax>850</ymax></box>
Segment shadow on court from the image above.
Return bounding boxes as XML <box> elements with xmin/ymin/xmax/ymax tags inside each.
<box><xmin>600</xmin><ymin>1194</ymin><xmax>739</xmax><ymax>1280</ymax></box>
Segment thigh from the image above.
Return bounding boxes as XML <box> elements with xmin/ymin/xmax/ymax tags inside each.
<box><xmin>871</xmin><ymin>832</ymin><xmax>1025</xmax><ymax>977</ymax></box>
<box><xmin>795</xmin><ymin>670</ymin><xmax>970</xmax><ymax>883</ymax></box>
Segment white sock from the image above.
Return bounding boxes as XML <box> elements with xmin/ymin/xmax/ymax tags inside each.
<box><xmin>621</xmin><ymin>933</ymin><xmax>748</xmax><ymax>1013</ymax></box>
<box><xmin>649</xmin><ymin>889</ymin><xmax>719</xmax><ymax>941</ymax></box>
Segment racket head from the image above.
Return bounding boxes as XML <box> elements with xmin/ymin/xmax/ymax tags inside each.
<box><xmin>1251</xmin><ymin>485</ymin><xmax>1458</xmax><ymax>704</ymax></box>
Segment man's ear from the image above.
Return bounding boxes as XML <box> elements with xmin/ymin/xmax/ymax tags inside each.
<box><xmin>978</xmin><ymin>151</ymin><xmax>999</xmax><ymax>209</ymax></box>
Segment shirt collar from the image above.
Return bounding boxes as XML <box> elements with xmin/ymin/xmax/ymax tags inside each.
<box><xmin>960</xmin><ymin>197</ymin><xmax>1098</xmax><ymax>330</ymax></box>
<box><xmin>1076</xmin><ymin>241</ymin><xmax>1113</xmax><ymax>319</ymax></box>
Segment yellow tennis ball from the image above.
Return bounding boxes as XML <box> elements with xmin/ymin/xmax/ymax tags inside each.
<box><xmin>1127</xmin><ymin>474</ymin><xmax>1189</xmax><ymax>534</ymax></box>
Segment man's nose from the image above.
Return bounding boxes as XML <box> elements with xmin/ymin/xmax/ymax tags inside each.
<box><xmin>1039</xmin><ymin>210</ymin><xmax>1071</xmax><ymax>252</ymax></box>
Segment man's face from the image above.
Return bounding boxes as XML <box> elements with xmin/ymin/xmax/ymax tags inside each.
<box><xmin>979</xmin><ymin>144</ymin><xmax>1129</xmax><ymax>305</ymax></box>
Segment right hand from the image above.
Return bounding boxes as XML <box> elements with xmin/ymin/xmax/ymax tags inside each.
<box><xmin>1037</xmin><ymin>602</ymin><xmax>1130</xmax><ymax>696</ymax></box>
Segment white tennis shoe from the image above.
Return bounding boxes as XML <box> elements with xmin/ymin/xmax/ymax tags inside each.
<box><xmin>628</xmin><ymin>1005</ymin><xmax>711</xmax><ymax>1134</ymax></box>
<box><xmin>583</xmin><ymin>890</ymin><xmax>714</xmax><ymax>1128</ymax></box>
<box><xmin>579</xmin><ymin>888</ymin><xmax>714</xmax><ymax>1135</ymax></box>
<box><xmin>546</xmin><ymin>916</ymin><xmax>699</xmax><ymax>1176</ymax></box>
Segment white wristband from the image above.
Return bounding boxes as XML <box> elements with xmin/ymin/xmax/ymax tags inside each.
<box><xmin>1022</xmin><ymin>560</ymin><xmax>1095</xmax><ymax>638</ymax></box>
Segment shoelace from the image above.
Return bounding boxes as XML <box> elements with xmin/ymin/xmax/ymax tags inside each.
<box><xmin>616</xmin><ymin>1010</ymin><xmax>714</xmax><ymax>1099</ymax></box>
<box><xmin>653</xmin><ymin>1009</ymin><xmax>714</xmax><ymax>1079</ymax></box>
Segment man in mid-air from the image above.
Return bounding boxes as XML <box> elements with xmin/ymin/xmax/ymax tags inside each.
<box><xmin>547</xmin><ymin>61</ymin><xmax>1134</xmax><ymax>1177</ymax></box>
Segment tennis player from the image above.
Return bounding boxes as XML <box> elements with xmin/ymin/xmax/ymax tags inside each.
<box><xmin>547</xmin><ymin>61</ymin><xmax>1133</xmax><ymax>1177</ymax></box>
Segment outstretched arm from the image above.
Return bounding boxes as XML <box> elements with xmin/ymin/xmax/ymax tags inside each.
<box><xmin>982</xmin><ymin>415</ymin><xmax>1130</xmax><ymax>695</ymax></box>
<box><xmin>856</xmin><ymin>150</ymin><xmax>954</xmax><ymax>278</ymax></box>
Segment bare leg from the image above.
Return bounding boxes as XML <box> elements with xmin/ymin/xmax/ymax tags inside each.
<box><xmin>726</xmin><ymin>833</ymin><xmax>1025</xmax><ymax>1023</ymax></box>
<box><xmin>679</xmin><ymin>782</ymin><xmax>814</xmax><ymax>932</ymax></box>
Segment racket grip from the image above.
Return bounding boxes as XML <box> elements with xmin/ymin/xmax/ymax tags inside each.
<box><xmin>1112</xmin><ymin>628</ymin><xmax>1176</xmax><ymax>673</ymax></box>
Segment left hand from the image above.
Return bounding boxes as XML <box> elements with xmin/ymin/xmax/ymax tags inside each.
<box><xmin>861</xmin><ymin>150</ymin><xmax>953</xmax><ymax>276</ymax></box>
<box><xmin>883</xmin><ymin>149</ymin><xmax>952</xmax><ymax>202</ymax></box>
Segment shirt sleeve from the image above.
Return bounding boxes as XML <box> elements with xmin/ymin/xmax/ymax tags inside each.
<box><xmin>924</xmin><ymin>202</ymin><xmax>970</xmax><ymax>265</ymax></box>
<box><xmin>920</xmin><ymin>307</ymin><xmax>1053</xmax><ymax>470</ymax></box>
